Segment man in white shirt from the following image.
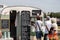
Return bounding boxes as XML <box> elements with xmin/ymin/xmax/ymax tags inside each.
<box><xmin>44</xmin><ymin>16</ymin><xmax>52</xmax><ymax>40</ymax></box>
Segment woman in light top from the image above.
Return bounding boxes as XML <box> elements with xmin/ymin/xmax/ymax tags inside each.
<box><xmin>51</xmin><ymin>18</ymin><xmax>58</xmax><ymax>33</ymax></box>
<box><xmin>31</xmin><ymin>21</ymin><xmax>36</xmax><ymax>40</ymax></box>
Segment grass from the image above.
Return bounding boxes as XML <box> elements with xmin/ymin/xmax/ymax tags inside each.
<box><xmin>59</xmin><ymin>36</ymin><xmax>60</xmax><ymax>40</ymax></box>
<box><xmin>58</xmin><ymin>26</ymin><xmax>60</xmax><ymax>29</ymax></box>
<box><xmin>58</xmin><ymin>26</ymin><xmax>60</xmax><ymax>40</ymax></box>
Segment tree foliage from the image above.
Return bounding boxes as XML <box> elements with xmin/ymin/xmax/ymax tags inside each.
<box><xmin>49</xmin><ymin>12</ymin><xmax>60</xmax><ymax>18</ymax></box>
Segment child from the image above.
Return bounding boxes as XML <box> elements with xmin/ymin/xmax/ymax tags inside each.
<box><xmin>48</xmin><ymin>27</ymin><xmax>58</xmax><ymax>40</ymax></box>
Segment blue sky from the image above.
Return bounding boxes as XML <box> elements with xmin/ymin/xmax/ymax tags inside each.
<box><xmin>0</xmin><ymin>0</ymin><xmax>60</xmax><ymax>12</ymax></box>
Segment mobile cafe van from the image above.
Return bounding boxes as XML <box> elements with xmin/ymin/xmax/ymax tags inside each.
<box><xmin>0</xmin><ymin>5</ymin><xmax>44</xmax><ymax>40</ymax></box>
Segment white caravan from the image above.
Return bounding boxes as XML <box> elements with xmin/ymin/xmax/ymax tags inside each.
<box><xmin>0</xmin><ymin>6</ymin><xmax>44</xmax><ymax>40</ymax></box>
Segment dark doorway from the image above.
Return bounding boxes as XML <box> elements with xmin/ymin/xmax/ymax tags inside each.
<box><xmin>10</xmin><ymin>10</ymin><xmax>17</xmax><ymax>40</ymax></box>
<box><xmin>21</xmin><ymin>11</ymin><xmax>30</xmax><ymax>40</ymax></box>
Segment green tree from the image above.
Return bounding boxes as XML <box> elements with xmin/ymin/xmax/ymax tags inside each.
<box><xmin>49</xmin><ymin>12</ymin><xmax>60</xmax><ymax>18</ymax></box>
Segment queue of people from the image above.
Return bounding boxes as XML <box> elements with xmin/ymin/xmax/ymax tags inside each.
<box><xmin>31</xmin><ymin>14</ymin><xmax>58</xmax><ymax>40</ymax></box>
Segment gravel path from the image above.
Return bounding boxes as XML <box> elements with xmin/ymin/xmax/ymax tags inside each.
<box><xmin>30</xmin><ymin>36</ymin><xmax>44</xmax><ymax>40</ymax></box>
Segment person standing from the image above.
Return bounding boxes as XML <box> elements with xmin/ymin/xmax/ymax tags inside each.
<box><xmin>44</xmin><ymin>16</ymin><xmax>52</xmax><ymax>40</ymax></box>
<box><xmin>31</xmin><ymin>21</ymin><xmax>36</xmax><ymax>40</ymax></box>
<box><xmin>51</xmin><ymin>18</ymin><xmax>58</xmax><ymax>33</ymax></box>
<box><xmin>0</xmin><ymin>30</ymin><xmax>2</xmax><ymax>38</ymax></box>
<box><xmin>35</xmin><ymin>15</ymin><xmax>43</xmax><ymax>40</ymax></box>
<box><xmin>47</xmin><ymin>17</ymin><xmax>58</xmax><ymax>40</ymax></box>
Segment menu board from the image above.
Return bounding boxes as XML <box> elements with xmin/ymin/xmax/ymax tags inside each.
<box><xmin>1</xmin><ymin>20</ymin><xmax>9</xmax><ymax>29</ymax></box>
<box><xmin>21</xmin><ymin>11</ymin><xmax>30</xmax><ymax>40</ymax></box>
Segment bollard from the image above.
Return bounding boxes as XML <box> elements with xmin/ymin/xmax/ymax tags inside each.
<box><xmin>8</xmin><ymin>32</ymin><xmax>10</xmax><ymax>38</ymax></box>
<box><xmin>4</xmin><ymin>32</ymin><xmax>7</xmax><ymax>39</ymax></box>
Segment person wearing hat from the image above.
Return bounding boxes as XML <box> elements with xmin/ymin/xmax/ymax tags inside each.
<box><xmin>35</xmin><ymin>14</ymin><xmax>43</xmax><ymax>40</ymax></box>
<box><xmin>51</xmin><ymin>18</ymin><xmax>58</xmax><ymax>33</ymax></box>
<box><xmin>48</xmin><ymin>18</ymin><xmax>58</xmax><ymax>40</ymax></box>
<box><xmin>44</xmin><ymin>16</ymin><xmax>52</xmax><ymax>40</ymax></box>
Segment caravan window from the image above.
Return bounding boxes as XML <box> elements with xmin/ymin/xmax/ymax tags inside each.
<box><xmin>1</xmin><ymin>20</ymin><xmax>9</xmax><ymax>29</ymax></box>
<box><xmin>32</xmin><ymin>10</ymin><xmax>41</xmax><ymax>16</ymax></box>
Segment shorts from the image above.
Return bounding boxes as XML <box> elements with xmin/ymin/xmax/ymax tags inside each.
<box><xmin>30</xmin><ymin>32</ymin><xmax>36</xmax><ymax>36</ymax></box>
<box><xmin>36</xmin><ymin>31</ymin><xmax>43</xmax><ymax>38</ymax></box>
